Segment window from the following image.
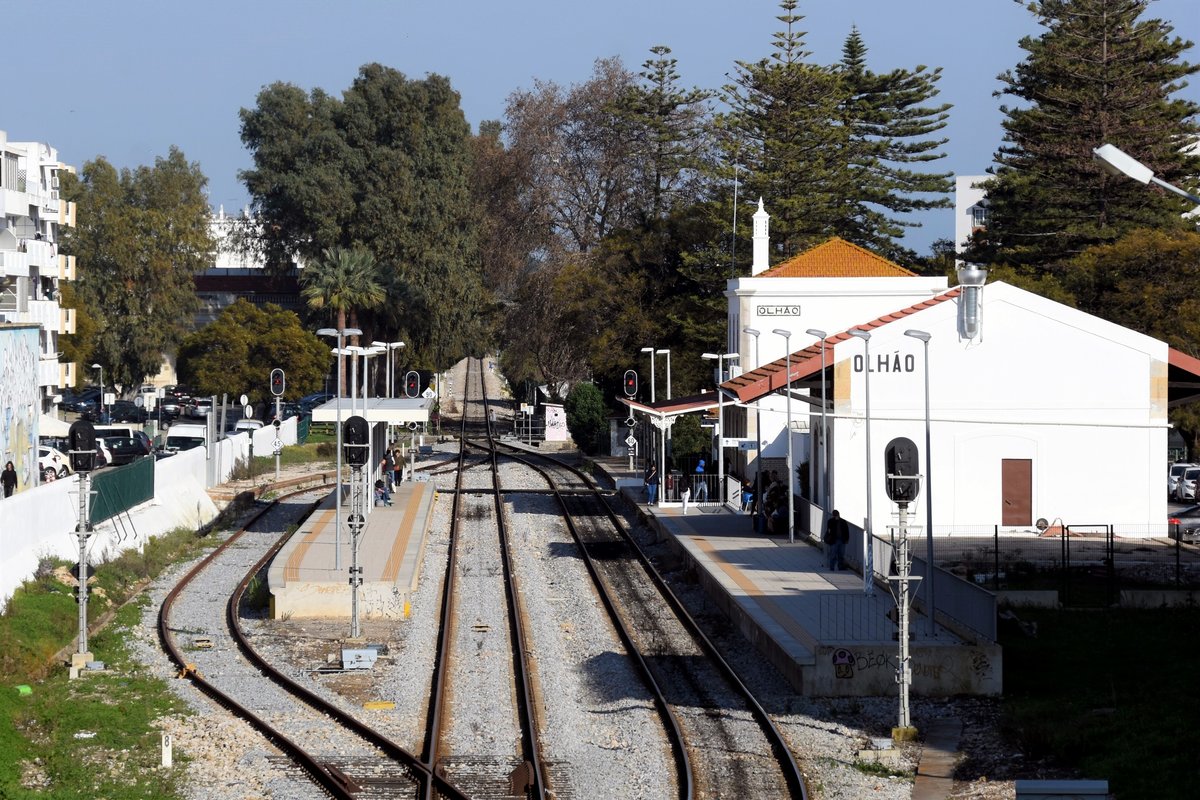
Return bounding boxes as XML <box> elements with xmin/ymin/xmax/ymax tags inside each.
<box><xmin>971</xmin><ymin>205</ymin><xmax>989</xmax><ymax>229</ymax></box>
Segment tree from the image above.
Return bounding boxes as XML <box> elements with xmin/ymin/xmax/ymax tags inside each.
<box><xmin>240</xmin><ymin>64</ymin><xmax>486</xmax><ymax>364</ymax></box>
<box><xmin>300</xmin><ymin>247</ymin><xmax>387</xmax><ymax>337</ymax></box>
<box><xmin>60</xmin><ymin>149</ymin><xmax>212</xmax><ymax>389</ymax></box>
<box><xmin>176</xmin><ymin>299</ymin><xmax>333</xmax><ymax>408</ymax></box>
<box><xmin>973</xmin><ymin>0</ymin><xmax>1200</xmax><ymax>274</ymax></box>
<box><xmin>504</xmin><ymin>57</ymin><xmax>643</xmax><ymax>253</ymax></box>
<box><xmin>564</xmin><ymin>382</ymin><xmax>609</xmax><ymax>454</ymax></box>
<box><xmin>721</xmin><ymin>3</ymin><xmax>953</xmax><ymax>263</ymax></box>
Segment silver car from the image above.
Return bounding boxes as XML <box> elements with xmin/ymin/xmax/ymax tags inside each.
<box><xmin>1175</xmin><ymin>466</ymin><xmax>1200</xmax><ymax>502</ymax></box>
<box><xmin>1169</xmin><ymin>463</ymin><xmax>1194</xmax><ymax>499</ymax></box>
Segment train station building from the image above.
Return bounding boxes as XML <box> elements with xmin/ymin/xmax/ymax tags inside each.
<box><xmin>631</xmin><ymin>200</ymin><xmax>1200</xmax><ymax>537</ymax></box>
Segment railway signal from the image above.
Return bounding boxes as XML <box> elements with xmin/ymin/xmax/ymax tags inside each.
<box><xmin>623</xmin><ymin>370</ymin><xmax>638</xmax><ymax>397</ymax></box>
<box><xmin>405</xmin><ymin>371</ymin><xmax>420</xmax><ymax>398</ymax></box>
<box><xmin>270</xmin><ymin>368</ymin><xmax>286</xmax><ymax>397</ymax></box>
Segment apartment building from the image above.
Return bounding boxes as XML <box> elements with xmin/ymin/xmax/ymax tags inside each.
<box><xmin>0</xmin><ymin>130</ymin><xmax>76</xmax><ymax>411</ymax></box>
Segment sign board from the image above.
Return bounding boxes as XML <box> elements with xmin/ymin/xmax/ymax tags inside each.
<box><xmin>422</xmin><ymin>388</ymin><xmax>436</xmax><ymax>400</ymax></box>
<box><xmin>738</xmin><ymin>440</ymin><xmax>761</xmax><ymax>451</ymax></box>
<box><xmin>239</xmin><ymin>394</ymin><xmax>249</xmax><ymax>407</ymax></box>
<box><xmin>624</xmin><ymin>435</ymin><xmax>637</xmax><ymax>447</ymax></box>
<box><xmin>624</xmin><ymin>417</ymin><xmax>636</xmax><ymax>428</ymax></box>
<box><xmin>271</xmin><ymin>439</ymin><xmax>284</xmax><ymax>450</ymax></box>
<box><xmin>722</xmin><ymin>437</ymin><xmax>753</xmax><ymax>448</ymax></box>
<box><xmin>243</xmin><ymin>405</ymin><xmax>254</xmax><ymax>419</ymax></box>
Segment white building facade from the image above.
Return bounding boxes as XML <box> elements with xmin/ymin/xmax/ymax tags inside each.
<box><xmin>0</xmin><ymin>130</ymin><xmax>77</xmax><ymax>411</ymax></box>
<box><xmin>721</xmin><ymin>202</ymin><xmax>1194</xmax><ymax>535</ymax></box>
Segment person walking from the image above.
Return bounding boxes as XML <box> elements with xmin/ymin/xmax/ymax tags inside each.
<box><xmin>824</xmin><ymin>510</ymin><xmax>850</xmax><ymax>571</ymax></box>
<box><xmin>645</xmin><ymin>460</ymin><xmax>659</xmax><ymax>505</ymax></box>
<box><xmin>694</xmin><ymin>458</ymin><xmax>709</xmax><ymax>502</ymax></box>
<box><xmin>2</xmin><ymin>461</ymin><xmax>16</xmax><ymax>498</ymax></box>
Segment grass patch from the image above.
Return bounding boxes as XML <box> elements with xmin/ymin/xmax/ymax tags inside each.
<box><xmin>227</xmin><ymin>442</ymin><xmax>334</xmax><ymax>481</ymax></box>
<box><xmin>0</xmin><ymin>600</ymin><xmax>188</xmax><ymax>798</ymax></box>
<box><xmin>0</xmin><ymin>525</ymin><xmax>220</xmax><ymax>796</ymax></box>
<box><xmin>1000</xmin><ymin>607</ymin><xmax>1200</xmax><ymax>799</ymax></box>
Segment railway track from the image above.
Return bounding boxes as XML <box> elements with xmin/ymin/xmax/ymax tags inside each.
<box><xmin>158</xmin><ymin>487</ymin><xmax>469</xmax><ymax>800</ymax></box>
<box><xmin>453</xmin><ymin>357</ymin><xmax>807</xmax><ymax>799</ymax></box>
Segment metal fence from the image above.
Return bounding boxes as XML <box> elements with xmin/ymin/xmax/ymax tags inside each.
<box><xmin>91</xmin><ymin>456</ymin><xmax>154</xmax><ymax>525</ymax></box>
<box><xmin>915</xmin><ymin>525</ymin><xmax>1200</xmax><ymax>607</ymax></box>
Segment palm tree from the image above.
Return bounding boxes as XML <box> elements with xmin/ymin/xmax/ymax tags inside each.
<box><xmin>301</xmin><ymin>246</ymin><xmax>387</xmax><ymax>392</ymax></box>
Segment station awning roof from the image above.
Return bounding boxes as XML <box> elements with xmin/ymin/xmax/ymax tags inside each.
<box><xmin>619</xmin><ymin>392</ymin><xmax>722</xmax><ymax>421</ymax></box>
<box><xmin>311</xmin><ymin>396</ymin><xmax>432</xmax><ymax>424</ymax></box>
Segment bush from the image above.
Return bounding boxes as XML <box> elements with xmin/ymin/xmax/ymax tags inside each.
<box><xmin>564</xmin><ymin>382</ymin><xmax>608</xmax><ymax>454</ymax></box>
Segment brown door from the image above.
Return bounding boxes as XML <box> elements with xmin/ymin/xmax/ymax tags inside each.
<box><xmin>1001</xmin><ymin>459</ymin><xmax>1032</xmax><ymax>526</ymax></box>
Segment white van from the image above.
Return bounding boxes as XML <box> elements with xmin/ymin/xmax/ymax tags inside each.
<box><xmin>166</xmin><ymin>422</ymin><xmax>208</xmax><ymax>452</ymax></box>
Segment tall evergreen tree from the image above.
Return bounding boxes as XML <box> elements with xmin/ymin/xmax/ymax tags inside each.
<box><xmin>61</xmin><ymin>148</ymin><xmax>212</xmax><ymax>388</ymax></box>
<box><xmin>833</xmin><ymin>28</ymin><xmax>952</xmax><ymax>261</ymax></box>
<box><xmin>721</xmin><ymin>2</ymin><xmax>952</xmax><ymax>263</ymax></box>
<box><xmin>974</xmin><ymin>0</ymin><xmax>1200</xmax><ymax>273</ymax></box>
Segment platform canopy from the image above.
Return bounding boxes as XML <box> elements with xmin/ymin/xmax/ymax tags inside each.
<box><xmin>310</xmin><ymin>396</ymin><xmax>432</xmax><ymax>424</ymax></box>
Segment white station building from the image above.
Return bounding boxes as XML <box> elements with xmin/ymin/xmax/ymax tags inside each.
<box><xmin>644</xmin><ymin>200</ymin><xmax>1199</xmax><ymax>537</ymax></box>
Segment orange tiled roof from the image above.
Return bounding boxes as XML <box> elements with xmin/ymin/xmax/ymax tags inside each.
<box><xmin>758</xmin><ymin>237</ymin><xmax>916</xmax><ymax>278</ymax></box>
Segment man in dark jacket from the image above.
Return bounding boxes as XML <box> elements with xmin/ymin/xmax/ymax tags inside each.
<box><xmin>824</xmin><ymin>510</ymin><xmax>850</xmax><ymax>570</ymax></box>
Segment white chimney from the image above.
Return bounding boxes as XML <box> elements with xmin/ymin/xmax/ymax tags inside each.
<box><xmin>751</xmin><ymin>198</ymin><xmax>770</xmax><ymax>275</ymax></box>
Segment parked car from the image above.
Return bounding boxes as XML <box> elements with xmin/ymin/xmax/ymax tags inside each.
<box><xmin>94</xmin><ymin>426</ymin><xmax>153</xmax><ymax>455</ymax></box>
<box><xmin>61</xmin><ymin>387</ymin><xmax>100</xmax><ymax>414</ymax></box>
<box><xmin>1167</xmin><ymin>505</ymin><xmax>1200</xmax><ymax>543</ymax></box>
<box><xmin>280</xmin><ymin>401</ymin><xmax>306</xmax><ymax>420</ymax></box>
<box><xmin>1175</xmin><ymin>466</ymin><xmax>1200</xmax><ymax>502</ymax></box>
<box><xmin>299</xmin><ymin>392</ymin><xmax>334</xmax><ymax>411</ymax></box>
<box><xmin>234</xmin><ymin>419</ymin><xmax>264</xmax><ymax>434</ymax></box>
<box><xmin>186</xmin><ymin>398</ymin><xmax>213</xmax><ymax>419</ymax></box>
<box><xmin>1169</xmin><ymin>462</ymin><xmax>1194</xmax><ymax>499</ymax></box>
<box><xmin>93</xmin><ymin>438</ymin><xmax>113</xmax><ymax>468</ymax></box>
<box><xmin>109</xmin><ymin>400</ymin><xmax>149</xmax><ymax>423</ymax></box>
<box><xmin>101</xmin><ymin>436</ymin><xmax>148</xmax><ymax>466</ymax></box>
<box><xmin>37</xmin><ymin>445</ymin><xmax>72</xmax><ymax>480</ymax></box>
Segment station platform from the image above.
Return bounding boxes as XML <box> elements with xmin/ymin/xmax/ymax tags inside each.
<box><xmin>267</xmin><ymin>481</ymin><xmax>435</xmax><ymax>620</ymax></box>
<box><xmin>590</xmin><ymin>457</ymin><xmax>1002</xmax><ymax>697</ymax></box>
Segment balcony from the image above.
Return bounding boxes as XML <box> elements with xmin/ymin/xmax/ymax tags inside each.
<box><xmin>59</xmin><ymin>201</ymin><xmax>76</xmax><ymax>228</ymax></box>
<box><xmin>60</xmin><ymin>306</ymin><xmax>76</xmax><ymax>335</ymax></box>
<box><xmin>24</xmin><ymin>299</ymin><xmax>60</xmax><ymax>331</ymax></box>
<box><xmin>22</xmin><ymin>239</ymin><xmax>55</xmax><ymax>269</ymax></box>
<box><xmin>0</xmin><ymin>249</ymin><xmax>30</xmax><ymax>277</ymax></box>
<box><xmin>37</xmin><ymin>357</ymin><xmax>61</xmax><ymax>388</ymax></box>
<box><xmin>58</xmin><ymin>253</ymin><xmax>76</xmax><ymax>281</ymax></box>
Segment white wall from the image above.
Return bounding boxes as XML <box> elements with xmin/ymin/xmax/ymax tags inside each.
<box><xmin>827</xmin><ymin>284</ymin><xmax>1166</xmax><ymax>532</ymax></box>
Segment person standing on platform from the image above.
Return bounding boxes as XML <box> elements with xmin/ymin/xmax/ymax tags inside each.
<box><xmin>741</xmin><ymin>479</ymin><xmax>754</xmax><ymax>513</ymax></box>
<box><xmin>681</xmin><ymin>471</ymin><xmax>692</xmax><ymax>514</ymax></box>
<box><xmin>694</xmin><ymin>458</ymin><xmax>708</xmax><ymax>502</ymax></box>
<box><xmin>645</xmin><ymin>460</ymin><xmax>659</xmax><ymax>505</ymax></box>
<box><xmin>383</xmin><ymin>450</ymin><xmax>395</xmax><ymax>491</ymax></box>
<box><xmin>393</xmin><ymin>448</ymin><xmax>404</xmax><ymax>486</ymax></box>
<box><xmin>2</xmin><ymin>461</ymin><xmax>16</xmax><ymax>498</ymax></box>
<box><xmin>824</xmin><ymin>510</ymin><xmax>850</xmax><ymax>570</ymax></box>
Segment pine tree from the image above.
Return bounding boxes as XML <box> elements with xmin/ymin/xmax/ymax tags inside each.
<box><xmin>721</xmin><ymin>2</ymin><xmax>952</xmax><ymax>263</ymax></box>
<box><xmin>975</xmin><ymin>0</ymin><xmax>1200</xmax><ymax>272</ymax></box>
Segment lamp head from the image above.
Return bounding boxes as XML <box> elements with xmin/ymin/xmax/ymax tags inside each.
<box><xmin>91</xmin><ymin>363</ymin><xmax>102</xmax><ymax>369</ymax></box>
<box><xmin>771</xmin><ymin>328</ymin><xmax>790</xmax><ymax>339</ymax></box>
<box><xmin>904</xmin><ymin>329</ymin><xmax>931</xmax><ymax>343</ymax></box>
<box><xmin>701</xmin><ymin>352</ymin><xmax>719</xmax><ymax>360</ymax></box>
<box><xmin>805</xmin><ymin>328</ymin><xmax>826</xmax><ymax>339</ymax></box>
<box><xmin>743</xmin><ymin>326</ymin><xmax>760</xmax><ymax>337</ymax></box>
<box><xmin>343</xmin><ymin>327</ymin><xmax>363</xmax><ymax>336</ymax></box>
<box><xmin>1092</xmin><ymin>143</ymin><xmax>1154</xmax><ymax>184</ymax></box>
<box><xmin>640</xmin><ymin>346</ymin><xmax>655</xmax><ymax>353</ymax></box>
<box><xmin>316</xmin><ymin>328</ymin><xmax>337</xmax><ymax>337</ymax></box>
<box><xmin>655</xmin><ymin>348</ymin><xmax>669</xmax><ymax>355</ymax></box>
<box><xmin>848</xmin><ymin>328</ymin><xmax>871</xmax><ymax>341</ymax></box>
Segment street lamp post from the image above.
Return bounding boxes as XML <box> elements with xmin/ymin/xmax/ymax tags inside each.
<box><xmin>806</xmin><ymin>329</ymin><xmax>829</xmax><ymax>510</ymax></box>
<box><xmin>317</xmin><ymin>326</ymin><xmax>362</xmax><ymax>571</ymax></box>
<box><xmin>372</xmin><ymin>340</ymin><xmax>406</xmax><ymax>398</ymax></box>
<box><xmin>703</xmin><ymin>351</ymin><xmax>740</xmax><ymax>509</ymax></box>
<box><xmin>640</xmin><ymin>346</ymin><xmax>657</xmax><ymax>403</ymax></box>
<box><xmin>91</xmin><ymin>363</ymin><xmax>104</xmax><ymax>423</ymax></box>
<box><xmin>656</xmin><ymin>349</ymin><xmax>671</xmax><ymax>400</ymax></box>
<box><xmin>1093</xmin><ymin>143</ymin><xmax>1200</xmax><ymax>205</ymax></box>
<box><xmin>743</xmin><ymin>327</ymin><xmax>763</xmax><ymax>530</ymax></box>
<box><xmin>848</xmin><ymin>328</ymin><xmax>874</xmax><ymax>596</ymax></box>
<box><xmin>905</xmin><ymin>329</ymin><xmax>936</xmax><ymax>636</ymax></box>
<box><xmin>770</xmin><ymin>331</ymin><xmax>795</xmax><ymax>543</ymax></box>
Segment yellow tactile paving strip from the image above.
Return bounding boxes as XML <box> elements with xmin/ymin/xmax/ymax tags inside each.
<box><xmin>285</xmin><ymin>508</ymin><xmax>336</xmax><ymax>580</ymax></box>
<box><xmin>691</xmin><ymin>536</ymin><xmax>821</xmax><ymax>654</ymax></box>
<box><xmin>381</xmin><ymin>483</ymin><xmax>428</xmax><ymax>582</ymax></box>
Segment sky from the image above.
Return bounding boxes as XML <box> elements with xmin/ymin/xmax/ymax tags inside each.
<box><xmin>4</xmin><ymin>0</ymin><xmax>1198</xmax><ymax>256</ymax></box>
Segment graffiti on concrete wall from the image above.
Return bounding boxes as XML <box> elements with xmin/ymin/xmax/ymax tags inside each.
<box><xmin>0</xmin><ymin>327</ymin><xmax>40</xmax><ymax>493</ymax></box>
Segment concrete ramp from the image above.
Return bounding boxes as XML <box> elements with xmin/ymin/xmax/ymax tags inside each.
<box><xmin>268</xmin><ymin>482</ymin><xmax>435</xmax><ymax>619</ymax></box>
